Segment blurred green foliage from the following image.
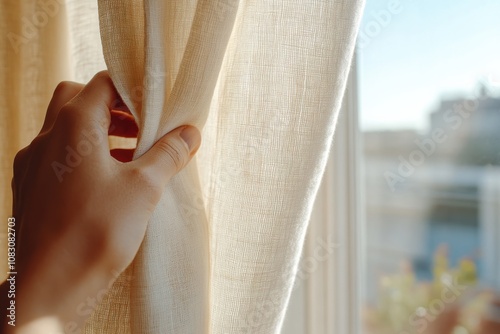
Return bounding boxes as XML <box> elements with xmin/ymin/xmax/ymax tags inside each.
<box><xmin>363</xmin><ymin>245</ymin><xmax>488</xmax><ymax>334</ymax></box>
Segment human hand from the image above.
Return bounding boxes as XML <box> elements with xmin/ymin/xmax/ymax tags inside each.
<box><xmin>2</xmin><ymin>71</ymin><xmax>201</xmax><ymax>333</ymax></box>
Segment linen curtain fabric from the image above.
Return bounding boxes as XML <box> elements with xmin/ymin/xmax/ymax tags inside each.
<box><xmin>0</xmin><ymin>0</ymin><xmax>364</xmax><ymax>333</ymax></box>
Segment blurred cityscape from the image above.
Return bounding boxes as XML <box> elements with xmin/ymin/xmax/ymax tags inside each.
<box><xmin>363</xmin><ymin>84</ymin><xmax>500</xmax><ymax>302</ymax></box>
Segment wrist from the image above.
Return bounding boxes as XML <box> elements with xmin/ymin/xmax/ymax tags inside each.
<box><xmin>5</xmin><ymin>261</ymin><xmax>116</xmax><ymax>333</ymax></box>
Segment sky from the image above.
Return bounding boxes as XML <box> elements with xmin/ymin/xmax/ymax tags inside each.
<box><xmin>358</xmin><ymin>0</ymin><xmax>500</xmax><ymax>131</ymax></box>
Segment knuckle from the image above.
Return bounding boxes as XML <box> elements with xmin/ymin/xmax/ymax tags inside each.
<box><xmin>157</xmin><ymin>139</ymin><xmax>188</xmax><ymax>171</ymax></box>
<box><xmin>127</xmin><ymin>166</ymin><xmax>163</xmax><ymax>202</ymax></box>
<box><xmin>58</xmin><ymin>104</ymin><xmax>78</xmax><ymax>118</ymax></box>
<box><xmin>13</xmin><ymin>148</ymin><xmax>27</xmax><ymax>168</ymax></box>
<box><xmin>128</xmin><ymin>166</ymin><xmax>145</xmax><ymax>181</ymax></box>
<box><xmin>95</xmin><ymin>70</ymin><xmax>109</xmax><ymax>78</ymax></box>
<box><xmin>12</xmin><ymin>133</ymin><xmax>46</xmax><ymax>183</ymax></box>
<box><xmin>93</xmin><ymin>70</ymin><xmax>111</xmax><ymax>83</ymax></box>
<box><xmin>13</xmin><ymin>147</ymin><xmax>28</xmax><ymax>176</ymax></box>
<box><xmin>30</xmin><ymin>132</ymin><xmax>47</xmax><ymax>146</ymax></box>
<box><xmin>129</xmin><ymin>166</ymin><xmax>157</xmax><ymax>189</ymax></box>
<box><xmin>54</xmin><ymin>81</ymin><xmax>73</xmax><ymax>95</ymax></box>
<box><xmin>56</xmin><ymin>104</ymin><xmax>83</xmax><ymax>129</ymax></box>
<box><xmin>13</xmin><ymin>134</ymin><xmax>46</xmax><ymax>170</ymax></box>
<box><xmin>53</xmin><ymin>81</ymin><xmax>81</xmax><ymax>99</ymax></box>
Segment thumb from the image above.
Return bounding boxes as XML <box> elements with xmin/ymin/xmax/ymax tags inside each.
<box><xmin>134</xmin><ymin>125</ymin><xmax>201</xmax><ymax>186</ymax></box>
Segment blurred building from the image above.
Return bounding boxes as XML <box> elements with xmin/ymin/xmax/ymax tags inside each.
<box><xmin>363</xmin><ymin>87</ymin><xmax>500</xmax><ymax>301</ymax></box>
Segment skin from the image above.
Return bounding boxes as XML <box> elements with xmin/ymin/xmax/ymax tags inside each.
<box><xmin>1</xmin><ymin>71</ymin><xmax>201</xmax><ymax>333</ymax></box>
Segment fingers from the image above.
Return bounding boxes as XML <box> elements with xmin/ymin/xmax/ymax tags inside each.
<box><xmin>109</xmin><ymin>110</ymin><xmax>138</xmax><ymax>138</ymax></box>
<box><xmin>63</xmin><ymin>71</ymin><xmax>121</xmax><ymax>131</ymax></box>
<box><xmin>77</xmin><ymin>71</ymin><xmax>120</xmax><ymax>112</ymax></box>
<box><xmin>41</xmin><ymin>81</ymin><xmax>84</xmax><ymax>133</ymax></box>
<box><xmin>131</xmin><ymin>125</ymin><xmax>201</xmax><ymax>189</ymax></box>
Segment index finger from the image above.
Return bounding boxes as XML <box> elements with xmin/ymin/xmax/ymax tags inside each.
<box><xmin>64</xmin><ymin>71</ymin><xmax>123</xmax><ymax>132</ymax></box>
<box><xmin>41</xmin><ymin>81</ymin><xmax>84</xmax><ymax>134</ymax></box>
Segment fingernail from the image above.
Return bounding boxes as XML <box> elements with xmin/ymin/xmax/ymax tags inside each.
<box><xmin>180</xmin><ymin>126</ymin><xmax>201</xmax><ymax>152</ymax></box>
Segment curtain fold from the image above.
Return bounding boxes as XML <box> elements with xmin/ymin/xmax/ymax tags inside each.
<box><xmin>0</xmin><ymin>0</ymin><xmax>364</xmax><ymax>333</ymax></box>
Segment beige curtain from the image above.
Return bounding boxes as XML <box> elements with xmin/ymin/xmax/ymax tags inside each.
<box><xmin>0</xmin><ymin>0</ymin><xmax>364</xmax><ymax>333</ymax></box>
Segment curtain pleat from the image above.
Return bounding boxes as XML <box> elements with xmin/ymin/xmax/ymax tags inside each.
<box><xmin>0</xmin><ymin>0</ymin><xmax>364</xmax><ymax>333</ymax></box>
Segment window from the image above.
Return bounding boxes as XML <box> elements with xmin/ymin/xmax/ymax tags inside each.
<box><xmin>359</xmin><ymin>1</ymin><xmax>500</xmax><ymax>333</ymax></box>
<box><xmin>282</xmin><ymin>1</ymin><xmax>500</xmax><ymax>333</ymax></box>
